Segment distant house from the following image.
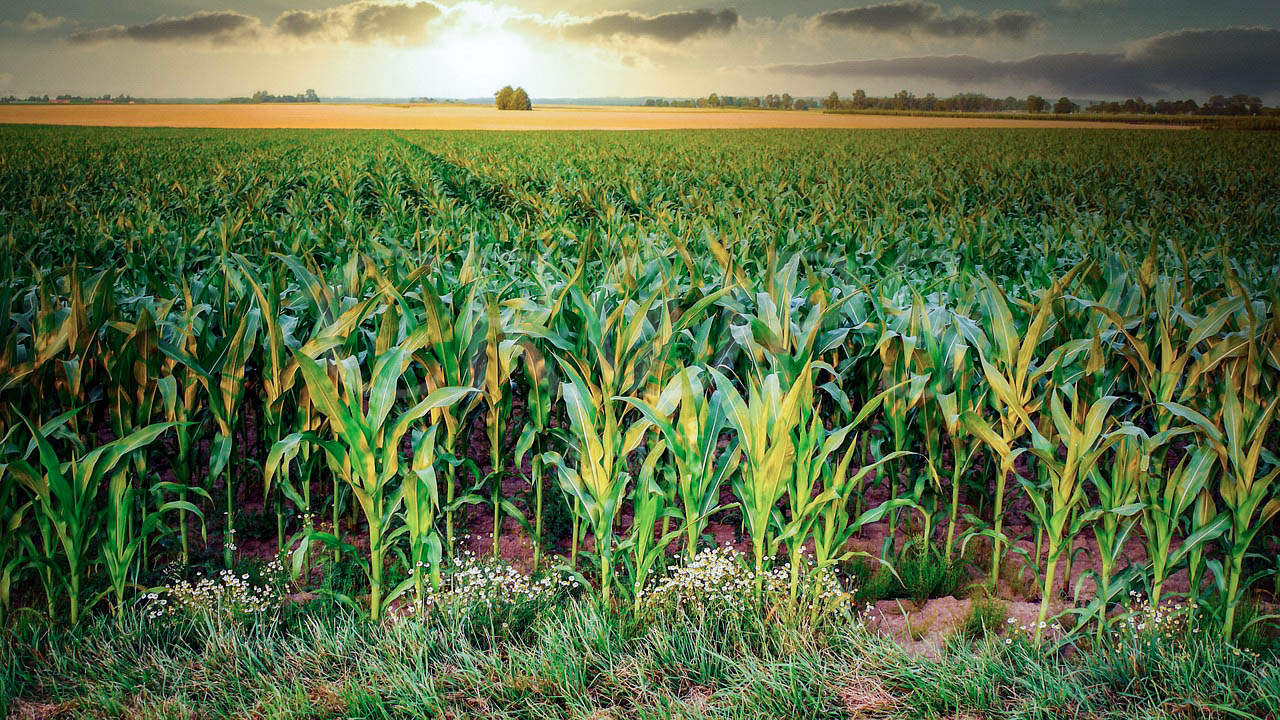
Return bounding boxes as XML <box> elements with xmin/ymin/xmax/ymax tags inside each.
<box><xmin>49</xmin><ymin>98</ymin><xmax>70</xmax><ymax>104</ymax></box>
<box><xmin>93</xmin><ymin>99</ymin><xmax>113</xmax><ymax>104</ymax></box>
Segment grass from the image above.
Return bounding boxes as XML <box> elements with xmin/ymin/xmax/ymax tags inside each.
<box><xmin>4</xmin><ymin>592</ymin><xmax>1278</xmax><ymax>719</ymax></box>
<box><xmin>954</xmin><ymin>595</ymin><xmax>1009</xmax><ymax>642</ymax></box>
<box><xmin>851</xmin><ymin>540</ymin><xmax>970</xmax><ymax>605</ymax></box>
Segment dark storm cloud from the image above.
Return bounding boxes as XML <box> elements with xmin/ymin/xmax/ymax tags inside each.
<box><xmin>767</xmin><ymin>26</ymin><xmax>1280</xmax><ymax>96</ymax></box>
<box><xmin>815</xmin><ymin>1</ymin><xmax>1041</xmax><ymax>40</ymax></box>
<box><xmin>67</xmin><ymin>1</ymin><xmax>444</xmax><ymax>47</ymax></box>
<box><xmin>562</xmin><ymin>9</ymin><xmax>739</xmax><ymax>43</ymax></box>
<box><xmin>67</xmin><ymin>10</ymin><xmax>262</xmax><ymax>46</ymax></box>
<box><xmin>1128</xmin><ymin>26</ymin><xmax>1280</xmax><ymax>93</ymax></box>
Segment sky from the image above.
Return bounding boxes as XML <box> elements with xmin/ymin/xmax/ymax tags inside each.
<box><xmin>1</xmin><ymin>0</ymin><xmax>1278</xmax><ymax>101</ymax></box>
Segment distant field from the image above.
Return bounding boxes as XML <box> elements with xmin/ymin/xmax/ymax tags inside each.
<box><xmin>0</xmin><ymin>102</ymin><xmax>1191</xmax><ymax>130</ymax></box>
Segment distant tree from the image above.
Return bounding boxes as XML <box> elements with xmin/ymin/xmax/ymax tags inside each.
<box><xmin>511</xmin><ymin>87</ymin><xmax>532</xmax><ymax>110</ymax></box>
<box><xmin>781</xmin><ymin>92</ymin><xmax>794</xmax><ymax>110</ymax></box>
<box><xmin>1202</xmin><ymin>93</ymin><xmax>1263</xmax><ymax>115</ymax></box>
<box><xmin>823</xmin><ymin>91</ymin><xmax>839</xmax><ymax>110</ymax></box>
<box><xmin>1026</xmin><ymin>95</ymin><xmax>1048</xmax><ymax>114</ymax></box>
<box><xmin>1053</xmin><ymin>96</ymin><xmax>1077</xmax><ymax>114</ymax></box>
<box><xmin>495</xmin><ymin>85</ymin><xmax>515</xmax><ymax>110</ymax></box>
<box><xmin>305</xmin><ymin>88</ymin><xmax>319</xmax><ymax>102</ymax></box>
<box><xmin>707</xmin><ymin>92</ymin><xmax>720</xmax><ymax>107</ymax></box>
<box><xmin>794</xmin><ymin>98</ymin><xmax>809</xmax><ymax>111</ymax></box>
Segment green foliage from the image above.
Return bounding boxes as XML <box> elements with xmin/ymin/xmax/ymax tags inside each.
<box><xmin>953</xmin><ymin>594</ymin><xmax>1008</xmax><ymax>642</ymax></box>
<box><xmin>0</xmin><ymin>125</ymin><xmax>1277</xmax><ymax>652</ymax></box>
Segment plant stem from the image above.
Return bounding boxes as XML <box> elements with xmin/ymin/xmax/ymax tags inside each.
<box><xmin>223</xmin><ymin>458</ymin><xmax>234</xmax><ymax>569</ymax></box>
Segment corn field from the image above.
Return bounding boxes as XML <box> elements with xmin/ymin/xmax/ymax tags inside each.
<box><xmin>1</xmin><ymin>125</ymin><xmax>1278</xmax><ymax>642</ymax></box>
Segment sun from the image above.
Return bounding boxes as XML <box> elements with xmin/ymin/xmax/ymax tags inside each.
<box><xmin>411</xmin><ymin>3</ymin><xmax>539</xmax><ymax>97</ymax></box>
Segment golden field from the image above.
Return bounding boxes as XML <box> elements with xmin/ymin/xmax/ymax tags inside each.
<box><xmin>0</xmin><ymin>102</ymin><xmax>1189</xmax><ymax>130</ymax></box>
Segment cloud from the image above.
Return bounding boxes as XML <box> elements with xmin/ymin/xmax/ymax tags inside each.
<box><xmin>66</xmin><ymin>1</ymin><xmax>445</xmax><ymax>47</ymax></box>
<box><xmin>63</xmin><ymin>2</ymin><xmax>733</xmax><ymax>50</ymax></box>
<box><xmin>275</xmin><ymin>1</ymin><xmax>443</xmax><ymax>45</ymax></box>
<box><xmin>1056</xmin><ymin>0</ymin><xmax>1120</xmax><ymax>9</ymax></box>
<box><xmin>67</xmin><ymin>10</ymin><xmax>263</xmax><ymax>46</ymax></box>
<box><xmin>766</xmin><ymin>26</ymin><xmax>1280</xmax><ymax>97</ymax></box>
<box><xmin>22</xmin><ymin>12</ymin><xmax>67</xmax><ymax>32</ymax></box>
<box><xmin>1</xmin><ymin>11</ymin><xmax>69</xmax><ymax>34</ymax></box>
<box><xmin>814</xmin><ymin>2</ymin><xmax>1041</xmax><ymax>40</ymax></box>
<box><xmin>555</xmin><ymin>9</ymin><xmax>740</xmax><ymax>44</ymax></box>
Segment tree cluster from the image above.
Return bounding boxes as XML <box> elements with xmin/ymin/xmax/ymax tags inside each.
<box><xmin>223</xmin><ymin>89</ymin><xmax>319</xmax><ymax>104</ymax></box>
<box><xmin>495</xmin><ymin>86</ymin><xmax>532</xmax><ymax>111</ymax></box>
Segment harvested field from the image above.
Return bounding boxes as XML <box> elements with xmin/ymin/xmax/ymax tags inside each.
<box><xmin>0</xmin><ymin>102</ymin><xmax>1192</xmax><ymax>130</ymax></box>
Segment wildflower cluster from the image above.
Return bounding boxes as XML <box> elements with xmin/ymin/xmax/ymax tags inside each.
<box><xmin>1109</xmin><ymin>591</ymin><xmax>1199</xmax><ymax>644</ymax></box>
<box><xmin>1003</xmin><ymin>615</ymin><xmax>1065</xmax><ymax>644</ymax></box>
<box><xmin>144</xmin><ymin>559</ymin><xmax>285</xmax><ymax>622</ymax></box>
<box><xmin>404</xmin><ymin>552</ymin><xmax>579</xmax><ymax>616</ymax></box>
<box><xmin>636</xmin><ymin>545</ymin><xmax>852</xmax><ymax>616</ymax></box>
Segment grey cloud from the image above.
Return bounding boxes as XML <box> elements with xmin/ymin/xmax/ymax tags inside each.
<box><xmin>767</xmin><ymin>26</ymin><xmax>1280</xmax><ymax>96</ymax></box>
<box><xmin>815</xmin><ymin>1</ymin><xmax>1041</xmax><ymax>40</ymax></box>
<box><xmin>275</xmin><ymin>1</ymin><xmax>443</xmax><ymax>45</ymax></box>
<box><xmin>67</xmin><ymin>1</ymin><xmax>443</xmax><ymax>47</ymax></box>
<box><xmin>22</xmin><ymin>12</ymin><xmax>67</xmax><ymax>32</ymax></box>
<box><xmin>562</xmin><ymin>9</ymin><xmax>739</xmax><ymax>43</ymax></box>
<box><xmin>1127</xmin><ymin>26</ymin><xmax>1280</xmax><ymax>92</ymax></box>
<box><xmin>1056</xmin><ymin>0</ymin><xmax>1120</xmax><ymax>9</ymax></box>
<box><xmin>1</xmin><ymin>11</ymin><xmax>68</xmax><ymax>34</ymax></box>
<box><xmin>67</xmin><ymin>10</ymin><xmax>262</xmax><ymax>45</ymax></box>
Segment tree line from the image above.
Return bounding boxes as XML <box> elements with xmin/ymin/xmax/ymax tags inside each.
<box><xmin>1</xmin><ymin>94</ymin><xmax>140</xmax><ymax>104</ymax></box>
<box><xmin>645</xmin><ymin>93</ymin><xmax>812</xmax><ymax>110</ymax></box>
<box><xmin>821</xmin><ymin>89</ymin><xmax>1279</xmax><ymax>117</ymax></box>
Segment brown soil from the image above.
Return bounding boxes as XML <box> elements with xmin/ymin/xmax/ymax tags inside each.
<box><xmin>0</xmin><ymin>103</ymin><xmax>1190</xmax><ymax>131</ymax></box>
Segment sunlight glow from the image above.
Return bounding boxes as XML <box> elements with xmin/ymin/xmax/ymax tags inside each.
<box><xmin>410</xmin><ymin>3</ymin><xmax>541</xmax><ymax>98</ymax></box>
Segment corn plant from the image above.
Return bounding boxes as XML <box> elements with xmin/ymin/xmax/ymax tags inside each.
<box><xmin>234</xmin><ymin>255</ymin><xmax>302</xmax><ymax>553</ymax></box>
<box><xmin>403</xmin><ymin>425</ymin><xmax>443</xmax><ymax>613</ymax></box>
<box><xmin>1166</xmin><ymin>372</ymin><xmax>1280</xmax><ymax>639</ymax></box>
<box><xmin>9</xmin><ymin>413</ymin><xmax>174</xmax><ymax>623</ymax></box>
<box><xmin>480</xmin><ymin>297</ymin><xmax>527</xmax><ymax>557</ymax></box>
<box><xmin>961</xmin><ymin>267</ymin><xmax>1084</xmax><ymax>585</ymax></box>
<box><xmin>401</xmin><ymin>274</ymin><xmax>486</xmax><ymax>556</ymax></box>
<box><xmin>620</xmin><ymin>367</ymin><xmax>739</xmax><ymax>560</ymax></box>
<box><xmin>708</xmin><ymin>364</ymin><xmax>809</xmax><ymax>599</ymax></box>
<box><xmin>873</xmin><ymin>287</ymin><xmax>929</xmax><ymax>545</ymax></box>
<box><xmin>619</xmin><ymin>441</ymin><xmax>684</xmax><ymax>610</ymax></box>
<box><xmin>513</xmin><ymin>335</ymin><xmax>556</xmax><ymax>569</ymax></box>
<box><xmin>268</xmin><ymin>342</ymin><xmax>476</xmax><ymax>620</ymax></box>
<box><xmin>542</xmin><ymin>363</ymin><xmax>646</xmax><ymax>607</ymax></box>
<box><xmin>156</xmin><ymin>281</ymin><xmax>210</xmax><ymax>565</ymax></box>
<box><xmin>1138</xmin><ymin>443</ymin><xmax>1227</xmax><ymax>607</ymax></box>
<box><xmin>102</xmin><ymin>458</ymin><xmax>205</xmax><ymax>617</ymax></box>
<box><xmin>0</xmin><ymin>455</ymin><xmax>29</xmax><ymax>618</ymax></box>
<box><xmin>1024</xmin><ymin>390</ymin><xmax>1131</xmax><ymax>640</ymax></box>
<box><xmin>162</xmin><ymin>294</ymin><xmax>260</xmax><ymax>568</ymax></box>
<box><xmin>783</xmin><ymin>398</ymin><xmax>912</xmax><ymax>609</ymax></box>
